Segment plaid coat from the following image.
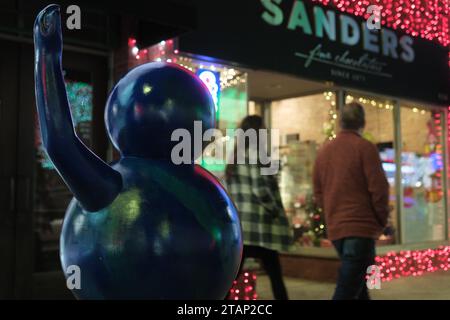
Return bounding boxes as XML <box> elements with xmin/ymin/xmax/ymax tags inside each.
<box><xmin>225</xmin><ymin>160</ymin><xmax>293</xmax><ymax>252</ymax></box>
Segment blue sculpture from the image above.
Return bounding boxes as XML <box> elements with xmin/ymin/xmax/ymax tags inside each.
<box><xmin>34</xmin><ymin>4</ymin><xmax>242</xmax><ymax>299</ymax></box>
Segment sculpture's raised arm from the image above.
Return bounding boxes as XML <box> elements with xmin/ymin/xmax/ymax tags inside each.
<box><xmin>34</xmin><ymin>4</ymin><xmax>122</xmax><ymax>211</ymax></box>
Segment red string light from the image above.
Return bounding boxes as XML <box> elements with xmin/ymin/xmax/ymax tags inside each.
<box><xmin>128</xmin><ymin>38</ymin><xmax>176</xmax><ymax>63</ymax></box>
<box><xmin>128</xmin><ymin>37</ymin><xmax>136</xmax><ymax>47</ymax></box>
<box><xmin>448</xmin><ymin>106</ymin><xmax>450</xmax><ymax>181</ymax></box>
<box><xmin>312</xmin><ymin>0</ymin><xmax>449</xmax><ymax>46</ymax></box>
<box><xmin>432</xmin><ymin>111</ymin><xmax>444</xmax><ymax>195</ymax></box>
<box><xmin>375</xmin><ymin>246</ymin><xmax>450</xmax><ymax>282</ymax></box>
<box><xmin>228</xmin><ymin>271</ymin><xmax>258</xmax><ymax>300</ymax></box>
<box><xmin>229</xmin><ymin>247</ymin><xmax>450</xmax><ymax>299</ymax></box>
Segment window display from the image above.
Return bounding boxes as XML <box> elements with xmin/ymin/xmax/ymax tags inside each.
<box><xmin>271</xmin><ymin>91</ymin><xmax>402</xmax><ymax>247</ymax></box>
<box><xmin>271</xmin><ymin>92</ymin><xmax>336</xmax><ymax>247</ymax></box>
<box><xmin>400</xmin><ymin>105</ymin><xmax>446</xmax><ymax>243</ymax></box>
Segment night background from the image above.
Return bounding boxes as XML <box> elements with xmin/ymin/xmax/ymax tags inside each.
<box><xmin>0</xmin><ymin>0</ymin><xmax>449</xmax><ymax>301</ymax></box>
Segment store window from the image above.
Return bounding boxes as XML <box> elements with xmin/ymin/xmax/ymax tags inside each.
<box><xmin>400</xmin><ymin>104</ymin><xmax>446</xmax><ymax>243</ymax></box>
<box><xmin>345</xmin><ymin>93</ymin><xmax>397</xmax><ymax>245</ymax></box>
<box><xmin>271</xmin><ymin>91</ymin><xmax>337</xmax><ymax>247</ymax></box>
<box><xmin>272</xmin><ymin>91</ymin><xmax>398</xmax><ymax>248</ymax></box>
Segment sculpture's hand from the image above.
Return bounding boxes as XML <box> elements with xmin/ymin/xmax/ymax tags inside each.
<box><xmin>34</xmin><ymin>4</ymin><xmax>62</xmax><ymax>56</ymax></box>
<box><xmin>34</xmin><ymin>4</ymin><xmax>122</xmax><ymax>212</ymax></box>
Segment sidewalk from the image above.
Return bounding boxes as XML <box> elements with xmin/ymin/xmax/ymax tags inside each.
<box><xmin>257</xmin><ymin>271</ymin><xmax>450</xmax><ymax>300</ymax></box>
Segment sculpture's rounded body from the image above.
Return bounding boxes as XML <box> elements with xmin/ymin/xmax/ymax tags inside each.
<box><xmin>60</xmin><ymin>157</ymin><xmax>242</xmax><ymax>299</ymax></box>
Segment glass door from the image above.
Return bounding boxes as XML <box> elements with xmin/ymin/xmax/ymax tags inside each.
<box><xmin>399</xmin><ymin>105</ymin><xmax>447</xmax><ymax>243</ymax></box>
<box><xmin>344</xmin><ymin>92</ymin><xmax>398</xmax><ymax>246</ymax></box>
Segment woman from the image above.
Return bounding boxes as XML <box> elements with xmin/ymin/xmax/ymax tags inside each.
<box><xmin>225</xmin><ymin>115</ymin><xmax>292</xmax><ymax>300</ymax></box>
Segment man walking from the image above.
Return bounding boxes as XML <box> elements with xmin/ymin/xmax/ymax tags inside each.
<box><xmin>313</xmin><ymin>102</ymin><xmax>390</xmax><ymax>300</ymax></box>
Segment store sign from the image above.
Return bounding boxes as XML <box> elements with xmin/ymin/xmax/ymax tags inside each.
<box><xmin>179</xmin><ymin>0</ymin><xmax>449</xmax><ymax>105</ymax></box>
<box><xmin>261</xmin><ymin>0</ymin><xmax>415</xmax><ymax>77</ymax></box>
<box><xmin>197</xmin><ymin>69</ymin><xmax>220</xmax><ymax>111</ymax></box>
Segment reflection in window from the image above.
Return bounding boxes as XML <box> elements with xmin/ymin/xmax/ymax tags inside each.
<box><xmin>400</xmin><ymin>106</ymin><xmax>445</xmax><ymax>243</ymax></box>
<box><xmin>346</xmin><ymin>94</ymin><xmax>397</xmax><ymax>245</ymax></box>
<box><xmin>271</xmin><ymin>92</ymin><xmax>337</xmax><ymax>247</ymax></box>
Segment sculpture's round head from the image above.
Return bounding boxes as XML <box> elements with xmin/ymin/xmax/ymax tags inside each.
<box><xmin>105</xmin><ymin>62</ymin><xmax>215</xmax><ymax>160</ymax></box>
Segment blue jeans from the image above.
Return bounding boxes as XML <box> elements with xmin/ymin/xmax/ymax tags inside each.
<box><xmin>332</xmin><ymin>237</ymin><xmax>376</xmax><ymax>300</ymax></box>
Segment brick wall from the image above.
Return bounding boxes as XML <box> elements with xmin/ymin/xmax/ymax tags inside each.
<box><xmin>362</xmin><ymin>105</ymin><xmax>394</xmax><ymax>144</ymax></box>
<box><xmin>400</xmin><ymin>107</ymin><xmax>432</xmax><ymax>154</ymax></box>
<box><xmin>271</xmin><ymin>96</ymin><xmax>432</xmax><ymax>154</ymax></box>
<box><xmin>271</xmin><ymin>93</ymin><xmax>332</xmax><ymax>145</ymax></box>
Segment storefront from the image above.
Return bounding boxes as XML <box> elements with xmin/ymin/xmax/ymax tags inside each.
<box><xmin>124</xmin><ymin>0</ymin><xmax>449</xmax><ymax>293</ymax></box>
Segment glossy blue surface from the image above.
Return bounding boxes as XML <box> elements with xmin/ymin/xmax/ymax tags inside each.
<box><xmin>61</xmin><ymin>158</ymin><xmax>242</xmax><ymax>299</ymax></box>
<box><xmin>33</xmin><ymin>4</ymin><xmax>242</xmax><ymax>299</ymax></box>
<box><xmin>106</xmin><ymin>62</ymin><xmax>215</xmax><ymax>160</ymax></box>
<box><xmin>34</xmin><ymin>5</ymin><xmax>122</xmax><ymax>212</ymax></box>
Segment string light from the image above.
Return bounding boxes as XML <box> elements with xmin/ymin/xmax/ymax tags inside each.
<box><xmin>447</xmin><ymin>106</ymin><xmax>450</xmax><ymax>184</ymax></box>
<box><xmin>229</xmin><ymin>246</ymin><xmax>450</xmax><ymax>299</ymax></box>
<box><xmin>127</xmin><ymin>38</ymin><xmax>136</xmax><ymax>47</ymax></box>
<box><xmin>128</xmin><ymin>37</ymin><xmax>176</xmax><ymax>62</ymax></box>
<box><xmin>228</xmin><ymin>272</ymin><xmax>257</xmax><ymax>300</ymax></box>
<box><xmin>431</xmin><ymin>109</ymin><xmax>444</xmax><ymax>197</ymax></box>
<box><xmin>350</xmin><ymin>95</ymin><xmax>430</xmax><ymax>115</ymax></box>
<box><xmin>323</xmin><ymin>91</ymin><xmax>337</xmax><ymax>140</ymax></box>
<box><xmin>375</xmin><ymin>246</ymin><xmax>450</xmax><ymax>282</ymax></box>
<box><xmin>230</xmin><ymin>246</ymin><xmax>450</xmax><ymax>299</ymax></box>
<box><xmin>128</xmin><ymin>38</ymin><xmax>247</xmax><ymax>89</ymax></box>
<box><xmin>312</xmin><ymin>0</ymin><xmax>449</xmax><ymax>46</ymax></box>
<box><xmin>219</xmin><ymin>68</ymin><xmax>246</xmax><ymax>89</ymax></box>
